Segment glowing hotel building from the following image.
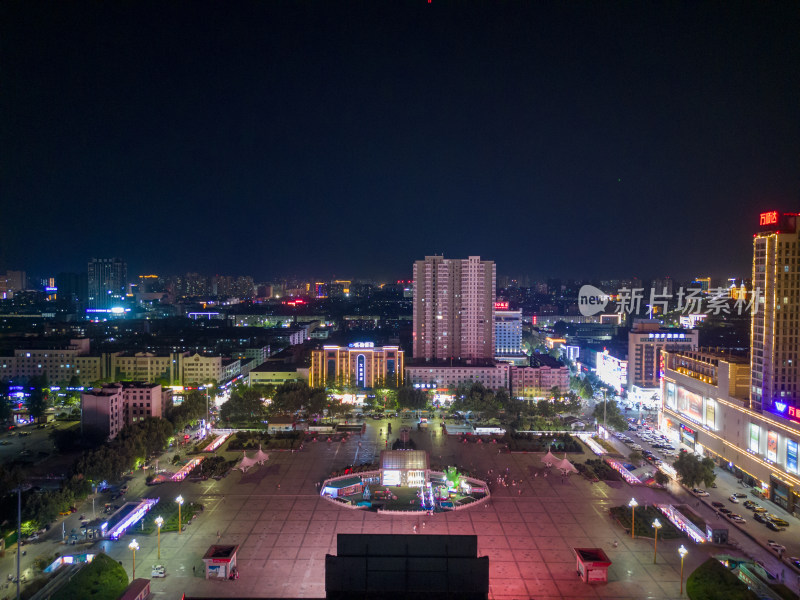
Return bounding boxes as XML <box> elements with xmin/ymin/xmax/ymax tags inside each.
<box><xmin>309</xmin><ymin>343</ymin><xmax>404</xmax><ymax>389</ymax></box>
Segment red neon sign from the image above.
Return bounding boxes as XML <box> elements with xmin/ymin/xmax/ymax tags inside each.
<box><xmin>760</xmin><ymin>211</ymin><xmax>779</xmax><ymax>226</ymax></box>
<box><xmin>494</xmin><ymin>301</ymin><xmax>509</xmax><ymax>310</ymax></box>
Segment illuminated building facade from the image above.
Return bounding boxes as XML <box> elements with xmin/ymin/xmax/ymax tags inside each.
<box><xmin>87</xmin><ymin>257</ymin><xmax>127</xmax><ymax>310</ymax></box>
<box><xmin>412</xmin><ymin>255</ymin><xmax>496</xmax><ymax>362</ymax></box>
<box><xmin>494</xmin><ymin>306</ymin><xmax>523</xmax><ymax>356</ymax></box>
<box><xmin>309</xmin><ymin>343</ymin><xmax>404</xmax><ymax>388</ymax></box>
<box><xmin>662</xmin><ymin>348</ymin><xmax>800</xmax><ymax>514</ymax></box>
<box><xmin>627</xmin><ymin>319</ymin><xmax>697</xmax><ymax>398</ymax></box>
<box><xmin>751</xmin><ymin>211</ymin><xmax>800</xmax><ymax>413</ymax></box>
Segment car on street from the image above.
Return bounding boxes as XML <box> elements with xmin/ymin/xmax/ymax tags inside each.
<box><xmin>733</xmin><ymin>493</ymin><xmax>747</xmax><ymax>499</ymax></box>
<box><xmin>788</xmin><ymin>557</ymin><xmax>800</xmax><ymax>569</ymax></box>
<box><xmin>711</xmin><ymin>501</ymin><xmax>725</xmax><ymax>508</ymax></box>
<box><xmin>768</xmin><ymin>541</ymin><xmax>787</xmax><ymax>553</ymax></box>
<box><xmin>151</xmin><ymin>565</ymin><xmax>166</xmax><ymax>578</ymax></box>
<box><xmin>743</xmin><ymin>500</ymin><xmax>757</xmax><ymax>509</ymax></box>
<box><xmin>754</xmin><ymin>512</ymin><xmax>768</xmax><ymax>523</ymax></box>
<box><xmin>769</xmin><ymin>517</ymin><xmax>790</xmax><ymax>527</ymax></box>
<box><xmin>753</xmin><ymin>506</ymin><xmax>768</xmax><ymax>513</ymax></box>
<box><xmin>719</xmin><ymin>508</ymin><xmax>732</xmax><ymax>515</ymax></box>
<box><xmin>692</xmin><ymin>488</ymin><xmax>709</xmax><ymax>497</ymax></box>
<box><xmin>729</xmin><ymin>495</ymin><xmax>739</xmax><ymax>503</ymax></box>
<box><xmin>766</xmin><ymin>521</ymin><xmax>786</xmax><ymax>532</ymax></box>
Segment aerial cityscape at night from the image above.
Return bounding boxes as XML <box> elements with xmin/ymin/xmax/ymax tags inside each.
<box><xmin>2</xmin><ymin>2</ymin><xmax>800</xmax><ymax>600</ymax></box>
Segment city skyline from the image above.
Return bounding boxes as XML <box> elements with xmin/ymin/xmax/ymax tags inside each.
<box><xmin>3</xmin><ymin>3</ymin><xmax>799</xmax><ymax>280</ymax></box>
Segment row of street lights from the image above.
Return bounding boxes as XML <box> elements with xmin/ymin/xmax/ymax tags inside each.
<box><xmin>128</xmin><ymin>495</ymin><xmax>185</xmax><ymax>579</ymax></box>
<box><xmin>628</xmin><ymin>498</ymin><xmax>689</xmax><ymax>595</ymax></box>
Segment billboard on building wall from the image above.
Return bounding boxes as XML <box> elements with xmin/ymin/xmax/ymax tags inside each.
<box><xmin>767</xmin><ymin>431</ymin><xmax>778</xmax><ymax>462</ymax></box>
<box><xmin>704</xmin><ymin>399</ymin><xmax>715</xmax><ymax>430</ymax></box>
<box><xmin>677</xmin><ymin>386</ymin><xmax>703</xmax><ymax>424</ymax></box>
<box><xmin>787</xmin><ymin>440</ymin><xmax>798</xmax><ymax>474</ymax></box>
<box><xmin>749</xmin><ymin>424</ymin><xmax>760</xmax><ymax>454</ymax></box>
<box><xmin>665</xmin><ymin>382</ymin><xmax>677</xmax><ymax>410</ymax></box>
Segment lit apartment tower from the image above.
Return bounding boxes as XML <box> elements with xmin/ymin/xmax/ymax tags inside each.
<box><xmin>87</xmin><ymin>258</ymin><xmax>127</xmax><ymax>310</ymax></box>
<box><xmin>412</xmin><ymin>255</ymin><xmax>496</xmax><ymax>361</ymax></box>
<box><xmin>751</xmin><ymin>211</ymin><xmax>800</xmax><ymax>413</ymax></box>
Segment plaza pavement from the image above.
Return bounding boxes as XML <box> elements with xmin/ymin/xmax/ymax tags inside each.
<box><xmin>92</xmin><ymin>420</ymin><xmax>783</xmax><ymax>599</ymax></box>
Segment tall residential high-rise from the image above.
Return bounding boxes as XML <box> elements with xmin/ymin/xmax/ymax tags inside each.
<box><xmin>412</xmin><ymin>255</ymin><xmax>496</xmax><ymax>362</ymax></box>
<box><xmin>751</xmin><ymin>211</ymin><xmax>800</xmax><ymax>413</ymax></box>
<box><xmin>87</xmin><ymin>258</ymin><xmax>127</xmax><ymax>310</ymax></box>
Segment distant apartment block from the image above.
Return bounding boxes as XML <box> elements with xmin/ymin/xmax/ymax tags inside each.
<box><xmin>81</xmin><ymin>384</ymin><xmax>124</xmax><ymax>440</ymax></box>
<box><xmin>87</xmin><ymin>257</ymin><xmax>128</xmax><ymax>310</ymax></box>
<box><xmin>413</xmin><ymin>255</ymin><xmax>496</xmax><ymax>362</ymax></box>
<box><xmin>82</xmin><ymin>382</ymin><xmax>168</xmax><ymax>440</ymax></box>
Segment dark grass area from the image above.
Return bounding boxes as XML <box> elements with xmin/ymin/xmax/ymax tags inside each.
<box><xmin>609</xmin><ymin>505</ymin><xmax>684</xmax><ymax>539</ymax></box>
<box><xmin>686</xmin><ymin>558</ymin><xmax>758</xmax><ymax>600</ymax></box>
<box><xmin>51</xmin><ymin>553</ymin><xmax>128</xmax><ymax>600</ymax></box>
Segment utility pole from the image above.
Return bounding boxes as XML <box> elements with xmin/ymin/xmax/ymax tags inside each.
<box><xmin>16</xmin><ymin>486</ymin><xmax>21</xmax><ymax>600</ymax></box>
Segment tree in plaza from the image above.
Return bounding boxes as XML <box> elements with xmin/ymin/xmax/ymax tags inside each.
<box><xmin>397</xmin><ymin>386</ymin><xmax>426</xmax><ymax>410</ymax></box>
<box><xmin>672</xmin><ymin>451</ymin><xmax>717</xmax><ymax>488</ymax></box>
<box><xmin>654</xmin><ymin>470</ymin><xmax>670</xmax><ymax>486</ymax></box>
<box><xmin>374</xmin><ymin>380</ymin><xmax>399</xmax><ymax>412</ymax></box>
<box><xmin>591</xmin><ymin>396</ymin><xmax>627</xmax><ymax>431</ymax></box>
<box><xmin>270</xmin><ymin>381</ymin><xmax>312</xmax><ymax>415</ymax></box>
<box><xmin>219</xmin><ymin>386</ymin><xmax>268</xmax><ymax>424</ymax></box>
<box><xmin>28</xmin><ymin>387</ymin><xmax>48</xmax><ymax>422</ymax></box>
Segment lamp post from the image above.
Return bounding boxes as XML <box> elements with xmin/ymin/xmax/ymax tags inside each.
<box><xmin>176</xmin><ymin>495</ymin><xmax>184</xmax><ymax>535</ymax></box>
<box><xmin>128</xmin><ymin>539</ymin><xmax>139</xmax><ymax>579</ymax></box>
<box><xmin>678</xmin><ymin>545</ymin><xmax>688</xmax><ymax>595</ymax></box>
<box><xmin>155</xmin><ymin>516</ymin><xmax>164</xmax><ymax>559</ymax></box>
<box><xmin>628</xmin><ymin>498</ymin><xmax>638</xmax><ymax>539</ymax></box>
<box><xmin>652</xmin><ymin>518</ymin><xmax>662</xmax><ymax>563</ymax></box>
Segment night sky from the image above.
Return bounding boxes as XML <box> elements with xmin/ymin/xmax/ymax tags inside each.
<box><xmin>3</xmin><ymin>2</ymin><xmax>799</xmax><ymax>281</ymax></box>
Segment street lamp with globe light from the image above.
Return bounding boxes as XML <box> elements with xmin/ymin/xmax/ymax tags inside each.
<box><xmin>628</xmin><ymin>498</ymin><xmax>638</xmax><ymax>539</ymax></box>
<box><xmin>652</xmin><ymin>519</ymin><xmax>662</xmax><ymax>563</ymax></box>
<box><xmin>678</xmin><ymin>545</ymin><xmax>688</xmax><ymax>595</ymax></box>
<box><xmin>155</xmin><ymin>516</ymin><xmax>164</xmax><ymax>559</ymax></box>
<box><xmin>128</xmin><ymin>539</ymin><xmax>139</xmax><ymax>579</ymax></box>
<box><xmin>176</xmin><ymin>495</ymin><xmax>184</xmax><ymax>534</ymax></box>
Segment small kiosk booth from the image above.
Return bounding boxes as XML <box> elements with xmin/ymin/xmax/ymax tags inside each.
<box><xmin>573</xmin><ymin>548</ymin><xmax>612</xmax><ymax>583</ymax></box>
<box><xmin>202</xmin><ymin>544</ymin><xmax>240</xmax><ymax>580</ymax></box>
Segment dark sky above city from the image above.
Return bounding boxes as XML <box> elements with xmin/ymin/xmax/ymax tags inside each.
<box><xmin>2</xmin><ymin>2</ymin><xmax>799</xmax><ymax>282</ymax></box>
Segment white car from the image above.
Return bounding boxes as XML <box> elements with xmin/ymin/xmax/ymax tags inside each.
<box><xmin>151</xmin><ymin>565</ymin><xmax>166</xmax><ymax>578</ymax></box>
<box><xmin>729</xmin><ymin>495</ymin><xmax>739</xmax><ymax>503</ymax></box>
<box><xmin>768</xmin><ymin>542</ymin><xmax>787</xmax><ymax>553</ymax></box>
<box><xmin>692</xmin><ymin>489</ymin><xmax>709</xmax><ymax>497</ymax></box>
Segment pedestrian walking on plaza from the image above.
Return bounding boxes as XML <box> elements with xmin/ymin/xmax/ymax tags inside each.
<box><xmin>193</xmin><ymin>566</ymin><xmax>196</xmax><ymax>575</ymax></box>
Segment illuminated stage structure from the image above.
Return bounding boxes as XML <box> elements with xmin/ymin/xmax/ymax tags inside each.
<box><xmin>380</xmin><ymin>450</ymin><xmax>429</xmax><ymax>487</ymax></box>
<box><xmin>172</xmin><ymin>457</ymin><xmax>204</xmax><ymax>481</ymax></box>
<box><xmin>102</xmin><ymin>498</ymin><xmax>159</xmax><ymax>540</ymax></box>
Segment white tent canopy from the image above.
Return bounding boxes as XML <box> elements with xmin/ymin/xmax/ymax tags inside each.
<box><xmin>556</xmin><ymin>456</ymin><xmax>578</xmax><ymax>474</ymax></box>
<box><xmin>252</xmin><ymin>445</ymin><xmax>269</xmax><ymax>465</ymax></box>
<box><xmin>235</xmin><ymin>451</ymin><xmax>259</xmax><ymax>473</ymax></box>
<box><xmin>542</xmin><ymin>450</ymin><xmax>558</xmax><ymax>467</ymax></box>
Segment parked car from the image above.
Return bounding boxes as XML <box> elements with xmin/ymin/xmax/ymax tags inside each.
<box><xmin>754</xmin><ymin>512</ymin><xmax>768</xmax><ymax>523</ymax></box>
<box><xmin>766</xmin><ymin>521</ymin><xmax>786</xmax><ymax>532</ymax></box>
<box><xmin>770</xmin><ymin>517</ymin><xmax>790</xmax><ymax>528</ymax></box>
<box><xmin>692</xmin><ymin>488</ymin><xmax>710</xmax><ymax>497</ymax></box>
<box><xmin>789</xmin><ymin>557</ymin><xmax>800</xmax><ymax>569</ymax></box>
<box><xmin>733</xmin><ymin>493</ymin><xmax>747</xmax><ymax>499</ymax></box>
<box><xmin>743</xmin><ymin>500</ymin><xmax>756</xmax><ymax>509</ymax></box>
<box><xmin>731</xmin><ymin>515</ymin><xmax>747</xmax><ymax>524</ymax></box>
<box><xmin>753</xmin><ymin>507</ymin><xmax>768</xmax><ymax>513</ymax></box>
<box><xmin>711</xmin><ymin>501</ymin><xmax>724</xmax><ymax>508</ymax></box>
<box><xmin>151</xmin><ymin>565</ymin><xmax>166</xmax><ymax>578</ymax></box>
